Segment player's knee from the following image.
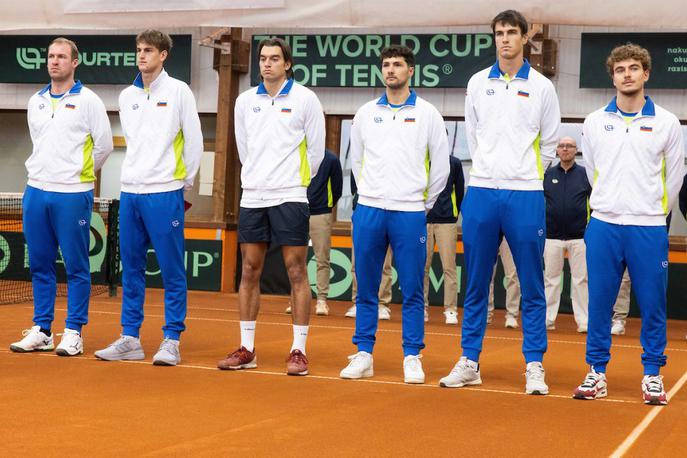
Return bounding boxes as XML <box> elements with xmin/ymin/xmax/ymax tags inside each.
<box><xmin>285</xmin><ymin>262</ymin><xmax>307</xmax><ymax>283</ymax></box>
<box><xmin>241</xmin><ymin>262</ymin><xmax>262</xmax><ymax>283</ymax></box>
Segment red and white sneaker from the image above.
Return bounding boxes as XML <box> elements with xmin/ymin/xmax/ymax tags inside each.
<box><xmin>286</xmin><ymin>349</ymin><xmax>308</xmax><ymax>376</ymax></box>
<box><xmin>217</xmin><ymin>346</ymin><xmax>257</xmax><ymax>370</ymax></box>
<box><xmin>642</xmin><ymin>375</ymin><xmax>668</xmax><ymax>405</ymax></box>
<box><xmin>573</xmin><ymin>369</ymin><xmax>607</xmax><ymax>400</ymax></box>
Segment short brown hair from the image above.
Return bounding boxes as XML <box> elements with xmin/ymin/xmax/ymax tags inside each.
<box><xmin>380</xmin><ymin>45</ymin><xmax>415</xmax><ymax>67</ymax></box>
<box><xmin>257</xmin><ymin>37</ymin><xmax>294</xmax><ymax>80</ymax></box>
<box><xmin>491</xmin><ymin>10</ymin><xmax>529</xmax><ymax>36</ymax></box>
<box><xmin>49</xmin><ymin>37</ymin><xmax>79</xmax><ymax>60</ymax></box>
<box><xmin>606</xmin><ymin>43</ymin><xmax>651</xmax><ymax>76</ymax></box>
<box><xmin>136</xmin><ymin>30</ymin><xmax>173</xmax><ymax>54</ymax></box>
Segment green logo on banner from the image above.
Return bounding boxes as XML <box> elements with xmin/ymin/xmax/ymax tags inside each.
<box><xmin>308</xmin><ymin>248</ymin><xmax>354</xmax><ymax>297</ymax></box>
<box><xmin>89</xmin><ymin>212</ymin><xmax>107</xmax><ymax>273</ymax></box>
<box><xmin>17</xmin><ymin>48</ymin><xmax>45</xmax><ymax>70</ymax></box>
<box><xmin>0</xmin><ymin>235</ymin><xmax>9</xmax><ymax>274</ymax></box>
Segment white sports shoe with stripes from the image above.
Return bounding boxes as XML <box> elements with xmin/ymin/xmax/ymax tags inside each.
<box><xmin>10</xmin><ymin>326</ymin><xmax>54</xmax><ymax>353</ymax></box>
<box><xmin>56</xmin><ymin>328</ymin><xmax>83</xmax><ymax>356</ymax></box>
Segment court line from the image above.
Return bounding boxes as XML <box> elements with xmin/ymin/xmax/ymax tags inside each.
<box><xmin>0</xmin><ymin>348</ymin><xmax>637</xmax><ymax>404</ymax></box>
<box><xmin>609</xmin><ymin>369</ymin><xmax>687</xmax><ymax>457</ymax></box>
<box><xmin>74</xmin><ymin>308</ymin><xmax>687</xmax><ymax>353</ymax></box>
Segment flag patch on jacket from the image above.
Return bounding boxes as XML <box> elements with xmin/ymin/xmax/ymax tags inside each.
<box><xmin>281</xmin><ymin>108</ymin><xmax>292</xmax><ymax>113</ymax></box>
<box><xmin>157</xmin><ymin>101</ymin><xmax>168</xmax><ymax>107</ymax></box>
<box><xmin>640</xmin><ymin>126</ymin><xmax>653</xmax><ymax>132</ymax></box>
<box><xmin>65</xmin><ymin>103</ymin><xmax>76</xmax><ymax>109</ymax></box>
<box><xmin>517</xmin><ymin>90</ymin><xmax>529</xmax><ymax>98</ymax></box>
<box><xmin>404</xmin><ymin>117</ymin><xmax>416</xmax><ymax>123</ymax></box>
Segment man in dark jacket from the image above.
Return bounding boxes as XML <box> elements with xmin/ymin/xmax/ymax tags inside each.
<box><xmin>286</xmin><ymin>149</ymin><xmax>342</xmax><ymax>315</ymax></box>
<box><xmin>543</xmin><ymin>137</ymin><xmax>591</xmax><ymax>333</ymax></box>
<box><xmin>424</xmin><ymin>155</ymin><xmax>464</xmax><ymax>324</ymax></box>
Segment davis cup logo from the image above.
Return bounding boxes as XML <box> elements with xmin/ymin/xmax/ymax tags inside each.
<box><xmin>0</xmin><ymin>235</ymin><xmax>10</xmax><ymax>274</ymax></box>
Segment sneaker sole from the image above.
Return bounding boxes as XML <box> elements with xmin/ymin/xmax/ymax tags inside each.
<box><xmin>526</xmin><ymin>389</ymin><xmax>549</xmax><ymax>395</ymax></box>
<box><xmin>404</xmin><ymin>377</ymin><xmax>425</xmax><ymax>384</ymax></box>
<box><xmin>644</xmin><ymin>397</ymin><xmax>668</xmax><ymax>406</ymax></box>
<box><xmin>153</xmin><ymin>359</ymin><xmax>179</xmax><ymax>366</ymax></box>
<box><xmin>439</xmin><ymin>378</ymin><xmax>482</xmax><ymax>388</ymax></box>
<box><xmin>56</xmin><ymin>348</ymin><xmax>83</xmax><ymax>357</ymax></box>
<box><xmin>316</xmin><ymin>311</ymin><xmax>328</xmax><ymax>316</ymax></box>
<box><xmin>344</xmin><ymin>314</ymin><xmax>356</xmax><ymax>318</ymax></box>
<box><xmin>573</xmin><ymin>388</ymin><xmax>607</xmax><ymax>400</ymax></box>
<box><xmin>219</xmin><ymin>361</ymin><xmax>258</xmax><ymax>370</ymax></box>
<box><xmin>287</xmin><ymin>369</ymin><xmax>309</xmax><ymax>376</ymax></box>
<box><xmin>94</xmin><ymin>351</ymin><xmax>145</xmax><ymax>361</ymax></box>
<box><xmin>9</xmin><ymin>345</ymin><xmax>54</xmax><ymax>353</ymax></box>
<box><xmin>340</xmin><ymin>369</ymin><xmax>374</xmax><ymax>379</ymax></box>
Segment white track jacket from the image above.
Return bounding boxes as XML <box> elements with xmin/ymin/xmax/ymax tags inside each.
<box><xmin>26</xmin><ymin>81</ymin><xmax>113</xmax><ymax>192</ymax></box>
<box><xmin>350</xmin><ymin>90</ymin><xmax>450</xmax><ymax>212</ymax></box>
<box><xmin>119</xmin><ymin>70</ymin><xmax>203</xmax><ymax>194</ymax></box>
<box><xmin>235</xmin><ymin>79</ymin><xmax>325</xmax><ymax>207</ymax></box>
<box><xmin>465</xmin><ymin>60</ymin><xmax>561</xmax><ymax>190</ymax></box>
<box><xmin>582</xmin><ymin>96</ymin><xmax>685</xmax><ymax>226</ymax></box>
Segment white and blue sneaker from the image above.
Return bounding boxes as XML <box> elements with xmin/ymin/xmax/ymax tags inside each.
<box><xmin>56</xmin><ymin>329</ymin><xmax>84</xmax><ymax>356</ymax></box>
<box><xmin>10</xmin><ymin>326</ymin><xmax>54</xmax><ymax>353</ymax></box>
<box><xmin>152</xmin><ymin>338</ymin><xmax>181</xmax><ymax>366</ymax></box>
<box><xmin>95</xmin><ymin>335</ymin><xmax>145</xmax><ymax>361</ymax></box>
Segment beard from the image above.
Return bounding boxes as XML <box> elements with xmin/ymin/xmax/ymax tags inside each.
<box><xmin>385</xmin><ymin>77</ymin><xmax>408</xmax><ymax>90</ymax></box>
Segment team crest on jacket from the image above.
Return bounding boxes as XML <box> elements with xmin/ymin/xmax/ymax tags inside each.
<box><xmin>253</xmin><ymin>106</ymin><xmax>261</xmax><ymax>113</ymax></box>
<box><xmin>640</xmin><ymin>126</ymin><xmax>653</xmax><ymax>132</ymax></box>
<box><xmin>374</xmin><ymin>116</ymin><xmax>383</xmax><ymax>123</ymax></box>
<box><xmin>38</xmin><ymin>103</ymin><xmax>45</xmax><ymax>110</ymax></box>
<box><xmin>132</xmin><ymin>104</ymin><xmax>139</xmax><ymax>110</ymax></box>
<box><xmin>157</xmin><ymin>101</ymin><xmax>168</xmax><ymax>107</ymax></box>
<box><xmin>486</xmin><ymin>89</ymin><xmax>495</xmax><ymax>96</ymax></box>
<box><xmin>65</xmin><ymin>104</ymin><xmax>76</xmax><ymax>109</ymax></box>
<box><xmin>604</xmin><ymin>125</ymin><xmax>614</xmax><ymax>131</ymax></box>
<box><xmin>281</xmin><ymin>108</ymin><xmax>292</xmax><ymax>113</ymax></box>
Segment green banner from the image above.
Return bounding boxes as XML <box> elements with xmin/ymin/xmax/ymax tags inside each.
<box><xmin>580</xmin><ymin>33</ymin><xmax>687</xmax><ymax>89</ymax></box>
<box><xmin>0</xmin><ymin>35</ymin><xmax>192</xmax><ymax>84</ymax></box>
<box><xmin>250</xmin><ymin>34</ymin><xmax>496</xmax><ymax>88</ymax></box>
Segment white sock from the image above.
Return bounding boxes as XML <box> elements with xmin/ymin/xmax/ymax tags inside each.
<box><xmin>290</xmin><ymin>325</ymin><xmax>309</xmax><ymax>354</ymax></box>
<box><xmin>240</xmin><ymin>321</ymin><xmax>256</xmax><ymax>352</ymax></box>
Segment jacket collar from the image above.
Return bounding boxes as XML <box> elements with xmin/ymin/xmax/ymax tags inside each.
<box><xmin>256</xmin><ymin>78</ymin><xmax>294</xmax><ymax>96</ymax></box>
<box><xmin>133</xmin><ymin>69</ymin><xmax>168</xmax><ymax>90</ymax></box>
<box><xmin>376</xmin><ymin>89</ymin><xmax>417</xmax><ymax>107</ymax></box>
<box><xmin>604</xmin><ymin>95</ymin><xmax>655</xmax><ymax>117</ymax></box>
<box><xmin>556</xmin><ymin>162</ymin><xmax>577</xmax><ymax>173</ymax></box>
<box><xmin>38</xmin><ymin>80</ymin><xmax>83</xmax><ymax>97</ymax></box>
<box><xmin>488</xmin><ymin>59</ymin><xmax>531</xmax><ymax>80</ymax></box>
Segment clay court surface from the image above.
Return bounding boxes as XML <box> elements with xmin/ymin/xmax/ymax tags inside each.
<box><xmin>1</xmin><ymin>290</ymin><xmax>686</xmax><ymax>456</ymax></box>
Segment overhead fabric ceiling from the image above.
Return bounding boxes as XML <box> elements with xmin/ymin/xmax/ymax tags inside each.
<box><xmin>3</xmin><ymin>0</ymin><xmax>687</xmax><ymax>30</ymax></box>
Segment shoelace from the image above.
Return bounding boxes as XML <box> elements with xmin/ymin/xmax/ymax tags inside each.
<box><xmin>526</xmin><ymin>364</ymin><xmax>545</xmax><ymax>381</ymax></box>
<box><xmin>405</xmin><ymin>355</ymin><xmax>422</xmax><ymax>371</ymax></box>
<box><xmin>581</xmin><ymin>372</ymin><xmax>602</xmax><ymax>388</ymax></box>
<box><xmin>287</xmin><ymin>350</ymin><xmax>308</xmax><ymax>364</ymax></box>
<box><xmin>229</xmin><ymin>346</ymin><xmax>251</xmax><ymax>359</ymax></box>
<box><xmin>644</xmin><ymin>375</ymin><xmax>664</xmax><ymax>393</ymax></box>
<box><xmin>159</xmin><ymin>339</ymin><xmax>178</xmax><ymax>354</ymax></box>
<box><xmin>347</xmin><ymin>352</ymin><xmax>369</xmax><ymax>368</ymax></box>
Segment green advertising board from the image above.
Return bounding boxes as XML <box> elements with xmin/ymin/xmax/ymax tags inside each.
<box><xmin>580</xmin><ymin>33</ymin><xmax>687</xmax><ymax>89</ymax></box>
<box><xmin>250</xmin><ymin>34</ymin><xmax>496</xmax><ymax>88</ymax></box>
<box><xmin>0</xmin><ymin>35</ymin><xmax>192</xmax><ymax>84</ymax></box>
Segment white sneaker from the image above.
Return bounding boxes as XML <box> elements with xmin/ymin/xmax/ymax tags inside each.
<box><xmin>340</xmin><ymin>351</ymin><xmax>373</xmax><ymax>379</ymax></box>
<box><xmin>505</xmin><ymin>316</ymin><xmax>519</xmax><ymax>329</ymax></box>
<box><xmin>285</xmin><ymin>305</ymin><xmax>292</xmax><ymax>314</ymax></box>
<box><xmin>546</xmin><ymin>320</ymin><xmax>556</xmax><ymax>330</ymax></box>
<box><xmin>439</xmin><ymin>356</ymin><xmax>481</xmax><ymax>388</ymax></box>
<box><xmin>486</xmin><ymin>312</ymin><xmax>494</xmax><ymax>325</ymax></box>
<box><xmin>525</xmin><ymin>362</ymin><xmax>549</xmax><ymax>395</ymax></box>
<box><xmin>10</xmin><ymin>326</ymin><xmax>54</xmax><ymax>353</ymax></box>
<box><xmin>315</xmin><ymin>300</ymin><xmax>329</xmax><ymax>316</ymax></box>
<box><xmin>378</xmin><ymin>305</ymin><xmax>391</xmax><ymax>320</ymax></box>
<box><xmin>611</xmin><ymin>320</ymin><xmax>625</xmax><ymax>335</ymax></box>
<box><xmin>403</xmin><ymin>354</ymin><xmax>425</xmax><ymax>384</ymax></box>
<box><xmin>444</xmin><ymin>310</ymin><xmax>458</xmax><ymax>325</ymax></box>
<box><xmin>345</xmin><ymin>305</ymin><xmax>356</xmax><ymax>318</ymax></box>
<box><xmin>424</xmin><ymin>309</ymin><xmax>429</xmax><ymax>322</ymax></box>
<box><xmin>95</xmin><ymin>335</ymin><xmax>145</xmax><ymax>361</ymax></box>
<box><xmin>152</xmin><ymin>338</ymin><xmax>181</xmax><ymax>366</ymax></box>
<box><xmin>55</xmin><ymin>329</ymin><xmax>83</xmax><ymax>356</ymax></box>
<box><xmin>577</xmin><ymin>324</ymin><xmax>588</xmax><ymax>333</ymax></box>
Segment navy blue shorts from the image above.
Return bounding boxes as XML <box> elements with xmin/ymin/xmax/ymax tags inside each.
<box><xmin>238</xmin><ymin>202</ymin><xmax>310</xmax><ymax>246</ymax></box>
